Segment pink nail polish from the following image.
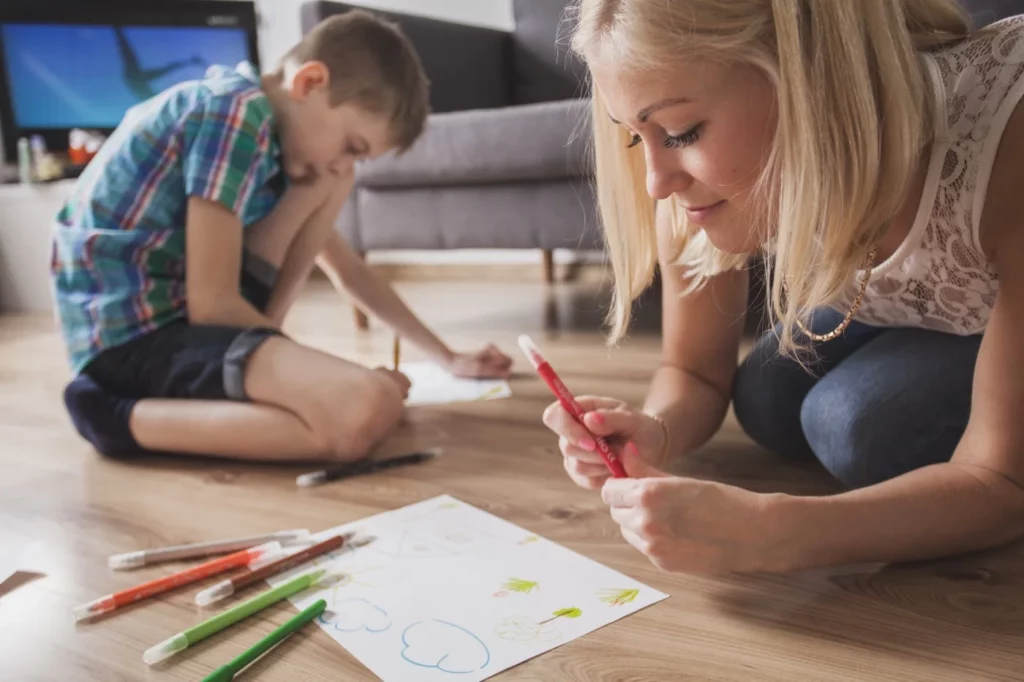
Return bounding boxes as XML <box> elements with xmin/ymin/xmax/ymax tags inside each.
<box><xmin>626</xmin><ymin>442</ymin><xmax>640</xmax><ymax>457</ymax></box>
<box><xmin>578</xmin><ymin>438</ymin><xmax>596</xmax><ymax>451</ymax></box>
<box><xmin>590</xmin><ymin>413</ymin><xmax>605</xmax><ymax>425</ymax></box>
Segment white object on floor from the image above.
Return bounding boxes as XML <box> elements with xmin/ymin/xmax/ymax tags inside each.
<box><xmin>401</xmin><ymin>362</ymin><xmax>511</xmax><ymax>406</ymax></box>
<box><xmin>266</xmin><ymin>494</ymin><xmax>668</xmax><ymax>682</ymax></box>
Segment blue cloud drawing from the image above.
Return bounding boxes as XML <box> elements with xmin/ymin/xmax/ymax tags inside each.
<box><xmin>318</xmin><ymin>598</ymin><xmax>392</xmax><ymax>633</ymax></box>
<box><xmin>401</xmin><ymin>619</ymin><xmax>491</xmax><ymax>674</ymax></box>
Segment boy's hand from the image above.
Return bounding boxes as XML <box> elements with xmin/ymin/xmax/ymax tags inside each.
<box><xmin>374</xmin><ymin>367</ymin><xmax>411</xmax><ymax>399</ymax></box>
<box><xmin>445</xmin><ymin>344</ymin><xmax>513</xmax><ymax>379</ymax></box>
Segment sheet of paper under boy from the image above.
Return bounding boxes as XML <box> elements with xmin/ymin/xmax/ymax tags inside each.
<box><xmin>401</xmin><ymin>362</ymin><xmax>512</xmax><ymax>406</ymax></box>
<box><xmin>265</xmin><ymin>495</ymin><xmax>668</xmax><ymax>682</ymax></box>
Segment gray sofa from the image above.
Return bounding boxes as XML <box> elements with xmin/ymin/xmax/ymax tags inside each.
<box><xmin>300</xmin><ymin>1</ymin><xmax>597</xmax><ymax>328</ymax></box>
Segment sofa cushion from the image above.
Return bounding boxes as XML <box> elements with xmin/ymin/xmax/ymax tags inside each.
<box><xmin>354</xmin><ymin>99</ymin><xmax>592</xmax><ymax>189</ymax></box>
<box><xmin>511</xmin><ymin>0</ymin><xmax>589</xmax><ymax>104</ymax></box>
<box><xmin>345</xmin><ymin>180</ymin><xmax>602</xmax><ymax>251</ymax></box>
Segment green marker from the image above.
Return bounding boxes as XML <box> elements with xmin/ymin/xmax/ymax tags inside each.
<box><xmin>201</xmin><ymin>599</ymin><xmax>327</xmax><ymax>682</ymax></box>
<box><xmin>144</xmin><ymin>569</ymin><xmax>331</xmax><ymax>665</ymax></box>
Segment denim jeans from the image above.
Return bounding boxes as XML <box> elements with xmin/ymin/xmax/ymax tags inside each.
<box><xmin>732</xmin><ymin>308</ymin><xmax>983</xmax><ymax>489</ymax></box>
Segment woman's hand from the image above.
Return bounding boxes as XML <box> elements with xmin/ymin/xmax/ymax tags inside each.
<box><xmin>602</xmin><ymin>455</ymin><xmax>782</xmax><ymax>574</ymax></box>
<box><xmin>445</xmin><ymin>344</ymin><xmax>513</xmax><ymax>379</ymax></box>
<box><xmin>541</xmin><ymin>396</ymin><xmax>668</xmax><ymax>490</ymax></box>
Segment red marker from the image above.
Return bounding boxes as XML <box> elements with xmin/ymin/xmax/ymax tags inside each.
<box><xmin>518</xmin><ymin>334</ymin><xmax>628</xmax><ymax>478</ymax></box>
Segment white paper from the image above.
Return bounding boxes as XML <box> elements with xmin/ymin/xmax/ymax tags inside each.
<box><xmin>401</xmin><ymin>362</ymin><xmax>512</xmax><ymax>406</ymax></box>
<box><xmin>267</xmin><ymin>495</ymin><xmax>668</xmax><ymax>682</ymax></box>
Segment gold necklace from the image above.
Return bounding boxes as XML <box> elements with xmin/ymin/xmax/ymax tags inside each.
<box><xmin>793</xmin><ymin>247</ymin><xmax>878</xmax><ymax>343</ymax></box>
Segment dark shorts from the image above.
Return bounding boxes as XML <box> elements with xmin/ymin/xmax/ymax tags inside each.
<box><xmin>81</xmin><ymin>251</ymin><xmax>282</xmax><ymax>401</ymax></box>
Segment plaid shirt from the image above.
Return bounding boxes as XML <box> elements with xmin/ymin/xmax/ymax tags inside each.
<box><xmin>50</xmin><ymin>62</ymin><xmax>284</xmax><ymax>374</ymax></box>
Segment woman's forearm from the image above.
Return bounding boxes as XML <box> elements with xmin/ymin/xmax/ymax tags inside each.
<box><xmin>643</xmin><ymin>365</ymin><xmax>731</xmax><ymax>459</ymax></box>
<box><xmin>769</xmin><ymin>462</ymin><xmax>1024</xmax><ymax>571</ymax></box>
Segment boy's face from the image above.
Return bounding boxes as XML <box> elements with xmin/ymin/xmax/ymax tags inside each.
<box><xmin>277</xmin><ymin>61</ymin><xmax>394</xmax><ymax>184</ymax></box>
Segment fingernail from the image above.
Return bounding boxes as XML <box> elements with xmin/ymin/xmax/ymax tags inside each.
<box><xmin>626</xmin><ymin>442</ymin><xmax>640</xmax><ymax>457</ymax></box>
<box><xmin>578</xmin><ymin>437</ymin><xmax>596</xmax><ymax>451</ymax></box>
<box><xmin>589</xmin><ymin>412</ymin><xmax>605</xmax><ymax>425</ymax></box>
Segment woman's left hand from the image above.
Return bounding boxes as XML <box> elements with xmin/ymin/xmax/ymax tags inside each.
<box><xmin>446</xmin><ymin>344</ymin><xmax>513</xmax><ymax>379</ymax></box>
<box><xmin>601</xmin><ymin>455</ymin><xmax>783</xmax><ymax>574</ymax></box>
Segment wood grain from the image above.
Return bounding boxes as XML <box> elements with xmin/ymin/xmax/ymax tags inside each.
<box><xmin>0</xmin><ymin>279</ymin><xmax>1021</xmax><ymax>681</ymax></box>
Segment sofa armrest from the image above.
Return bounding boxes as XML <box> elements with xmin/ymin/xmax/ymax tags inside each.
<box><xmin>300</xmin><ymin>1</ymin><xmax>513</xmax><ymax>112</ymax></box>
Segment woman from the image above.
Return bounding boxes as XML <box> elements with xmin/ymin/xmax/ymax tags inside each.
<box><xmin>542</xmin><ymin>0</ymin><xmax>1024</xmax><ymax>573</ymax></box>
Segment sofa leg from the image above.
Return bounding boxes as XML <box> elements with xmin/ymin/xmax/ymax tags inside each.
<box><xmin>354</xmin><ymin>251</ymin><xmax>370</xmax><ymax>331</ymax></box>
<box><xmin>542</xmin><ymin>249</ymin><xmax>555</xmax><ymax>284</ymax></box>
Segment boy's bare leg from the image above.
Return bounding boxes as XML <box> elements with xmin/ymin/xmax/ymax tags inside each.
<box><xmin>125</xmin><ymin>337</ymin><xmax>405</xmax><ymax>461</ymax></box>
<box><xmin>113</xmin><ymin>179</ymin><xmax>360</xmax><ymax>461</ymax></box>
<box><xmin>130</xmin><ymin>401</ymin><xmax>324</xmax><ymax>460</ymax></box>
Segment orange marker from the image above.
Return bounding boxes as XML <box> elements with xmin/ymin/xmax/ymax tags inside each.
<box><xmin>73</xmin><ymin>541</ymin><xmax>280</xmax><ymax>621</ymax></box>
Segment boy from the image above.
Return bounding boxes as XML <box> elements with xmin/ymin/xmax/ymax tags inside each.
<box><xmin>52</xmin><ymin>12</ymin><xmax>512</xmax><ymax>462</ymax></box>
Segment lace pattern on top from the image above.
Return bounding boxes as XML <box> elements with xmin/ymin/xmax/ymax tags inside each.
<box><xmin>830</xmin><ymin>16</ymin><xmax>1024</xmax><ymax>336</ymax></box>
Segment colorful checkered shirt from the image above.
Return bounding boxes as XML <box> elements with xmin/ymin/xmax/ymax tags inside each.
<box><xmin>50</xmin><ymin>62</ymin><xmax>284</xmax><ymax>374</ymax></box>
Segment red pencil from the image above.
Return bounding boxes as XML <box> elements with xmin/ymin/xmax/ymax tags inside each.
<box><xmin>518</xmin><ymin>334</ymin><xmax>628</xmax><ymax>478</ymax></box>
<box><xmin>73</xmin><ymin>540</ymin><xmax>281</xmax><ymax>621</ymax></box>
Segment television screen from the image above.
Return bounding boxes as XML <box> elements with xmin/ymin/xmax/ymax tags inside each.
<box><xmin>1</xmin><ymin>23</ymin><xmax>251</xmax><ymax>130</ymax></box>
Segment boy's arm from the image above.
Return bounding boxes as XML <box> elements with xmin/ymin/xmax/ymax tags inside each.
<box><xmin>186</xmin><ymin>197</ymin><xmax>279</xmax><ymax>330</ymax></box>
<box><xmin>316</xmin><ymin>231</ymin><xmax>455</xmax><ymax>366</ymax></box>
<box><xmin>263</xmin><ymin>171</ymin><xmax>354</xmax><ymax>326</ymax></box>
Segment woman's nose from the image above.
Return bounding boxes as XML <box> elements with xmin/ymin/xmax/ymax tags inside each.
<box><xmin>645</xmin><ymin>146</ymin><xmax>692</xmax><ymax>201</ymax></box>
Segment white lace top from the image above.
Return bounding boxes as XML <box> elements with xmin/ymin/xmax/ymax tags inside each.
<box><xmin>831</xmin><ymin>15</ymin><xmax>1024</xmax><ymax>335</ymax></box>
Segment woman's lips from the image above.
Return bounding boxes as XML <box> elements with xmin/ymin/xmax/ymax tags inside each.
<box><xmin>683</xmin><ymin>199</ymin><xmax>726</xmax><ymax>224</ymax></box>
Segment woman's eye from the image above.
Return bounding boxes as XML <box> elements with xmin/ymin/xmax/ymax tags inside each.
<box><xmin>625</xmin><ymin>133</ymin><xmax>642</xmax><ymax>149</ymax></box>
<box><xmin>663</xmin><ymin>123</ymin><xmax>703</xmax><ymax>149</ymax></box>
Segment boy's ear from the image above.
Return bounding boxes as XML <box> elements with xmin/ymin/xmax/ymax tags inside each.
<box><xmin>287</xmin><ymin>61</ymin><xmax>330</xmax><ymax>100</ymax></box>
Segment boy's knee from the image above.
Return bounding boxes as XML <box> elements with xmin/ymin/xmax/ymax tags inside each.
<box><xmin>316</xmin><ymin>371</ymin><xmax>404</xmax><ymax>460</ymax></box>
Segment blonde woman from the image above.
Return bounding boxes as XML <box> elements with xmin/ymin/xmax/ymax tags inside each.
<box><xmin>542</xmin><ymin>0</ymin><xmax>1024</xmax><ymax>573</ymax></box>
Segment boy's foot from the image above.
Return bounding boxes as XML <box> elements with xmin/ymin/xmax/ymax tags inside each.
<box><xmin>63</xmin><ymin>375</ymin><xmax>145</xmax><ymax>458</ymax></box>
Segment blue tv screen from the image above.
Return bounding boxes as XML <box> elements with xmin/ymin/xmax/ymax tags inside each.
<box><xmin>1</xmin><ymin>23</ymin><xmax>251</xmax><ymax>129</ymax></box>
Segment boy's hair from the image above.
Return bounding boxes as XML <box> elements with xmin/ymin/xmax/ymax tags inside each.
<box><xmin>569</xmin><ymin>0</ymin><xmax>970</xmax><ymax>354</ymax></box>
<box><xmin>282</xmin><ymin>10</ymin><xmax>429</xmax><ymax>152</ymax></box>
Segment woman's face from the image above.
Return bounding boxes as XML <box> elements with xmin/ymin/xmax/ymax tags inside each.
<box><xmin>589</xmin><ymin>56</ymin><xmax>777</xmax><ymax>254</ymax></box>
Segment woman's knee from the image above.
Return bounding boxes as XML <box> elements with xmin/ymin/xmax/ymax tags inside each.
<box><xmin>799</xmin><ymin>382</ymin><xmax>897</xmax><ymax>489</ymax></box>
<box><xmin>733</xmin><ymin>330</ymin><xmax>814</xmax><ymax>457</ymax></box>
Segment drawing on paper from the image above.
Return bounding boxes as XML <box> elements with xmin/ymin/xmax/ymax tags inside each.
<box><xmin>598</xmin><ymin>588</ymin><xmax>639</xmax><ymax>606</ymax></box>
<box><xmin>539</xmin><ymin>607</ymin><xmax>582</xmax><ymax>624</ymax></box>
<box><xmin>401</xmin><ymin>619</ymin><xmax>491</xmax><ymax>673</ymax></box>
<box><xmin>373</xmin><ymin>522</ymin><xmax>497</xmax><ymax>560</ymax></box>
<box><xmin>271</xmin><ymin>495</ymin><xmax>669</xmax><ymax>682</ymax></box>
<box><xmin>402</xmin><ymin>361</ymin><xmax>511</xmax><ymax>406</ymax></box>
<box><xmin>493</xmin><ymin>578</ymin><xmax>539</xmax><ymax>597</ymax></box>
<box><xmin>495</xmin><ymin>616</ymin><xmax>562</xmax><ymax>644</ymax></box>
<box><xmin>319</xmin><ymin>597</ymin><xmax>392</xmax><ymax>633</ymax></box>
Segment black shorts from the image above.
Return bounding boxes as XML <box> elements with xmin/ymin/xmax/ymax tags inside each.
<box><xmin>81</xmin><ymin>250</ymin><xmax>282</xmax><ymax>401</ymax></box>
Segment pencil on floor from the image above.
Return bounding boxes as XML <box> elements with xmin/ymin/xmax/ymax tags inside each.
<box><xmin>392</xmin><ymin>335</ymin><xmax>400</xmax><ymax>370</ymax></box>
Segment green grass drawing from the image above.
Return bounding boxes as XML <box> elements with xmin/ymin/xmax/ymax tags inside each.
<box><xmin>539</xmin><ymin>607</ymin><xmax>582</xmax><ymax>625</ymax></box>
<box><xmin>517</xmin><ymin>535</ymin><xmax>540</xmax><ymax>545</ymax></box>
<box><xmin>503</xmin><ymin>578</ymin><xmax>539</xmax><ymax>594</ymax></box>
<box><xmin>598</xmin><ymin>588</ymin><xmax>639</xmax><ymax>606</ymax></box>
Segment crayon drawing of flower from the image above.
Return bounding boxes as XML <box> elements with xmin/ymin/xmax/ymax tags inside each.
<box><xmin>598</xmin><ymin>588</ymin><xmax>639</xmax><ymax>606</ymax></box>
<box><xmin>502</xmin><ymin>578</ymin><xmax>538</xmax><ymax>594</ymax></box>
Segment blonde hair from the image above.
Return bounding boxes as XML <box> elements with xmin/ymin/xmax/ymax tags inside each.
<box><xmin>570</xmin><ymin>0</ymin><xmax>969</xmax><ymax>350</ymax></box>
<box><xmin>282</xmin><ymin>11</ymin><xmax>429</xmax><ymax>152</ymax></box>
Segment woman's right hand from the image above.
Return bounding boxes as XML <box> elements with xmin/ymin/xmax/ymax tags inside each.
<box><xmin>542</xmin><ymin>396</ymin><xmax>668</xmax><ymax>490</ymax></box>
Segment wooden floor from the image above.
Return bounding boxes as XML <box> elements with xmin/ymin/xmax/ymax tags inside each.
<box><xmin>1</xmin><ymin>278</ymin><xmax>1022</xmax><ymax>682</ymax></box>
